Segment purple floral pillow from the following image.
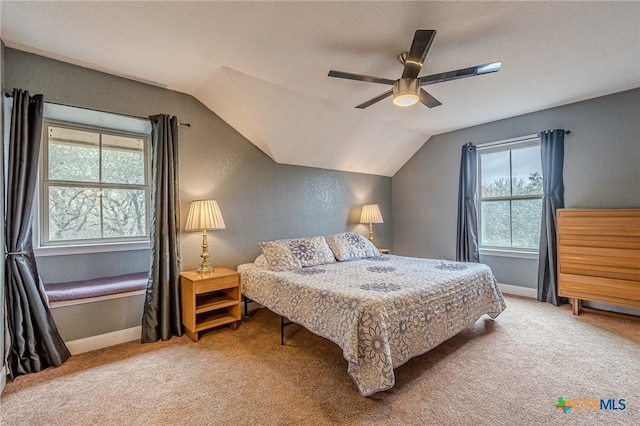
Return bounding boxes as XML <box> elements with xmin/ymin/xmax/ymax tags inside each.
<box><xmin>259</xmin><ymin>240</ymin><xmax>302</xmax><ymax>271</ymax></box>
<box><xmin>285</xmin><ymin>236</ymin><xmax>336</xmax><ymax>267</ymax></box>
<box><xmin>259</xmin><ymin>236</ymin><xmax>336</xmax><ymax>270</ymax></box>
<box><xmin>325</xmin><ymin>232</ymin><xmax>381</xmax><ymax>261</ymax></box>
<box><xmin>253</xmin><ymin>254</ymin><xmax>270</xmax><ymax>269</ymax></box>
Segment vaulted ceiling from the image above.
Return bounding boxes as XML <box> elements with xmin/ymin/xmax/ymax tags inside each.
<box><xmin>2</xmin><ymin>1</ymin><xmax>639</xmax><ymax>176</ymax></box>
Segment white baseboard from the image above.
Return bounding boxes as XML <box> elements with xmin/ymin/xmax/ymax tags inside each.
<box><xmin>498</xmin><ymin>283</ymin><xmax>537</xmax><ymax>299</ymax></box>
<box><xmin>65</xmin><ymin>326</ymin><xmax>141</xmax><ymax>355</ymax></box>
<box><xmin>1</xmin><ymin>365</ymin><xmax>6</xmax><ymax>395</ymax></box>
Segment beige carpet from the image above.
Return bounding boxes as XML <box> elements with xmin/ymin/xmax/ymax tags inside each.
<box><xmin>1</xmin><ymin>295</ymin><xmax>638</xmax><ymax>426</ymax></box>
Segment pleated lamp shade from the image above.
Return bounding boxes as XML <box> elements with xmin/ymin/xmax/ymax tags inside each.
<box><xmin>185</xmin><ymin>200</ymin><xmax>226</xmax><ymax>231</ymax></box>
<box><xmin>360</xmin><ymin>204</ymin><xmax>384</xmax><ymax>224</ymax></box>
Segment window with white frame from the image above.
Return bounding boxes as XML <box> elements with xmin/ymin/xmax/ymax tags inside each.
<box><xmin>477</xmin><ymin>137</ymin><xmax>542</xmax><ymax>251</ymax></box>
<box><xmin>40</xmin><ymin>120</ymin><xmax>150</xmax><ymax>246</ymax></box>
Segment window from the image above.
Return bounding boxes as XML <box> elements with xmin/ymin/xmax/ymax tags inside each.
<box><xmin>477</xmin><ymin>137</ymin><xmax>542</xmax><ymax>252</ymax></box>
<box><xmin>40</xmin><ymin>121</ymin><xmax>150</xmax><ymax>246</ymax></box>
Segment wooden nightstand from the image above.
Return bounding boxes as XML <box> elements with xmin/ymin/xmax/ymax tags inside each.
<box><xmin>180</xmin><ymin>268</ymin><xmax>241</xmax><ymax>342</ymax></box>
<box><xmin>378</xmin><ymin>248</ymin><xmax>390</xmax><ymax>254</ymax></box>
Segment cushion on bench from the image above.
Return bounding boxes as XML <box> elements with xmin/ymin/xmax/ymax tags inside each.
<box><xmin>45</xmin><ymin>272</ymin><xmax>148</xmax><ymax>303</ymax></box>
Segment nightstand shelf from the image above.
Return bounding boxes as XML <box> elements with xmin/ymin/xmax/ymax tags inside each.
<box><xmin>378</xmin><ymin>248</ymin><xmax>390</xmax><ymax>254</ymax></box>
<box><xmin>195</xmin><ymin>294</ymin><xmax>238</xmax><ymax>314</ymax></box>
<box><xmin>196</xmin><ymin>308</ymin><xmax>238</xmax><ymax>331</ymax></box>
<box><xmin>181</xmin><ymin>268</ymin><xmax>241</xmax><ymax>341</ymax></box>
<box><xmin>196</xmin><ymin>295</ymin><xmax>238</xmax><ymax>314</ymax></box>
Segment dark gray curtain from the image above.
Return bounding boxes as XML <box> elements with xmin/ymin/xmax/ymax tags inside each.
<box><xmin>141</xmin><ymin>115</ymin><xmax>181</xmax><ymax>342</ymax></box>
<box><xmin>5</xmin><ymin>89</ymin><xmax>70</xmax><ymax>379</ymax></box>
<box><xmin>456</xmin><ymin>142</ymin><xmax>480</xmax><ymax>262</ymax></box>
<box><xmin>537</xmin><ymin>129</ymin><xmax>567</xmax><ymax>305</ymax></box>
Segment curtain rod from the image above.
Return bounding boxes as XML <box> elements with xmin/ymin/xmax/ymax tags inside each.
<box><xmin>3</xmin><ymin>92</ymin><xmax>191</xmax><ymax>127</ymax></box>
<box><xmin>476</xmin><ymin>130</ymin><xmax>571</xmax><ymax>149</ymax></box>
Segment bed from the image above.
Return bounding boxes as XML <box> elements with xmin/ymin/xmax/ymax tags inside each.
<box><xmin>238</xmin><ymin>236</ymin><xmax>505</xmax><ymax>396</ymax></box>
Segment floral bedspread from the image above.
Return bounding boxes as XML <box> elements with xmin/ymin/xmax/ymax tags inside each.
<box><xmin>237</xmin><ymin>255</ymin><xmax>506</xmax><ymax>396</ymax></box>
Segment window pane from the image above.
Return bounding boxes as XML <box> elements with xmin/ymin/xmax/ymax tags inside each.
<box><xmin>49</xmin><ymin>125</ymin><xmax>100</xmax><ymax>144</ymax></box>
<box><xmin>481</xmin><ymin>201</ymin><xmax>510</xmax><ymax>247</ymax></box>
<box><xmin>48</xmin><ymin>127</ymin><xmax>100</xmax><ymax>182</ymax></box>
<box><xmin>481</xmin><ymin>151</ymin><xmax>510</xmax><ymax>197</ymax></box>
<box><xmin>512</xmin><ymin>199</ymin><xmax>542</xmax><ymax>249</ymax></box>
<box><xmin>102</xmin><ymin>134</ymin><xmax>145</xmax><ymax>184</ymax></box>
<box><xmin>512</xmin><ymin>145</ymin><xmax>542</xmax><ymax>196</ymax></box>
<box><xmin>48</xmin><ymin>186</ymin><xmax>101</xmax><ymax>241</ymax></box>
<box><xmin>102</xmin><ymin>189</ymin><xmax>147</xmax><ymax>238</ymax></box>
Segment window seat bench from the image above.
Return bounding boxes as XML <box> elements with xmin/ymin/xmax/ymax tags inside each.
<box><xmin>45</xmin><ymin>272</ymin><xmax>148</xmax><ymax>305</ymax></box>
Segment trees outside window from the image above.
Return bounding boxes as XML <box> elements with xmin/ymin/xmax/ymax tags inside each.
<box><xmin>41</xmin><ymin>122</ymin><xmax>150</xmax><ymax>246</ymax></box>
<box><xmin>478</xmin><ymin>139</ymin><xmax>542</xmax><ymax>251</ymax></box>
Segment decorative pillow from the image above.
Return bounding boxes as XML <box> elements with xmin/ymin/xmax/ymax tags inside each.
<box><xmin>325</xmin><ymin>232</ymin><xmax>381</xmax><ymax>261</ymax></box>
<box><xmin>253</xmin><ymin>254</ymin><xmax>269</xmax><ymax>269</ymax></box>
<box><xmin>285</xmin><ymin>236</ymin><xmax>336</xmax><ymax>267</ymax></box>
<box><xmin>259</xmin><ymin>240</ymin><xmax>302</xmax><ymax>271</ymax></box>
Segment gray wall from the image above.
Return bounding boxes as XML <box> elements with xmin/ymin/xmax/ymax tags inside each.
<box><xmin>4</xmin><ymin>48</ymin><xmax>392</xmax><ymax>340</ymax></box>
<box><xmin>51</xmin><ymin>295</ymin><xmax>146</xmax><ymax>342</ymax></box>
<box><xmin>393</xmin><ymin>89</ymin><xmax>640</xmax><ymax>312</ymax></box>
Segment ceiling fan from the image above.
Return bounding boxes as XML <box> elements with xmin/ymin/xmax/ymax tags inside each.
<box><xmin>328</xmin><ymin>30</ymin><xmax>501</xmax><ymax>109</ymax></box>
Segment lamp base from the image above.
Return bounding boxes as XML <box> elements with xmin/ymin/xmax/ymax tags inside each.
<box><xmin>368</xmin><ymin>222</ymin><xmax>374</xmax><ymax>242</ymax></box>
<box><xmin>197</xmin><ymin>262</ymin><xmax>214</xmax><ymax>274</ymax></box>
<box><xmin>197</xmin><ymin>229</ymin><xmax>214</xmax><ymax>274</ymax></box>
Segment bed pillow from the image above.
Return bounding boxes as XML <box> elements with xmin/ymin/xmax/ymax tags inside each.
<box><xmin>259</xmin><ymin>240</ymin><xmax>302</xmax><ymax>271</ymax></box>
<box><xmin>325</xmin><ymin>232</ymin><xmax>381</xmax><ymax>261</ymax></box>
<box><xmin>285</xmin><ymin>236</ymin><xmax>336</xmax><ymax>267</ymax></box>
<box><xmin>253</xmin><ymin>254</ymin><xmax>269</xmax><ymax>269</ymax></box>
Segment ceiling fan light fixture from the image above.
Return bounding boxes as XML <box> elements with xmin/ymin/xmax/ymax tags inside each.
<box><xmin>328</xmin><ymin>30</ymin><xmax>501</xmax><ymax>110</ymax></box>
<box><xmin>392</xmin><ymin>78</ymin><xmax>420</xmax><ymax>107</ymax></box>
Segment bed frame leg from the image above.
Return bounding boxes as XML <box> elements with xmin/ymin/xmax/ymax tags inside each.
<box><xmin>280</xmin><ymin>316</ymin><xmax>295</xmax><ymax>345</ymax></box>
<box><xmin>244</xmin><ymin>296</ymin><xmax>250</xmax><ymax>317</ymax></box>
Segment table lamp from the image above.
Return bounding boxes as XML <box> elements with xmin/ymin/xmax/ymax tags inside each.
<box><xmin>360</xmin><ymin>204</ymin><xmax>383</xmax><ymax>243</ymax></box>
<box><xmin>185</xmin><ymin>200</ymin><xmax>226</xmax><ymax>273</ymax></box>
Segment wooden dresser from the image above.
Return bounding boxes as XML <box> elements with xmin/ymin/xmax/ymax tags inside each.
<box><xmin>557</xmin><ymin>208</ymin><xmax>640</xmax><ymax>315</ymax></box>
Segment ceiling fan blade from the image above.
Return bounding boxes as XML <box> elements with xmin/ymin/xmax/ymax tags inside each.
<box><xmin>328</xmin><ymin>70</ymin><xmax>395</xmax><ymax>85</ymax></box>
<box><xmin>401</xmin><ymin>30</ymin><xmax>436</xmax><ymax>79</ymax></box>
<box><xmin>419</xmin><ymin>89</ymin><xmax>442</xmax><ymax>108</ymax></box>
<box><xmin>420</xmin><ymin>61</ymin><xmax>502</xmax><ymax>86</ymax></box>
<box><xmin>355</xmin><ymin>89</ymin><xmax>393</xmax><ymax>109</ymax></box>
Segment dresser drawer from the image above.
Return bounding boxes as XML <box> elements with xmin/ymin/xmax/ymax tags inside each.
<box><xmin>196</xmin><ymin>275</ymin><xmax>239</xmax><ymax>294</ymax></box>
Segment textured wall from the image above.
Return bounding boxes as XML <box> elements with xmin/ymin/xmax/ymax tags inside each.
<box><xmin>393</xmin><ymin>88</ymin><xmax>640</xmax><ymax>291</ymax></box>
<box><xmin>4</xmin><ymin>48</ymin><xmax>392</xmax><ymax>339</ymax></box>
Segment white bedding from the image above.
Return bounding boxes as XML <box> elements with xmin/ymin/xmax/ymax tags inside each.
<box><xmin>238</xmin><ymin>254</ymin><xmax>506</xmax><ymax>396</ymax></box>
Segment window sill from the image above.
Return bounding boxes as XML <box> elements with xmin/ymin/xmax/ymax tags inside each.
<box><xmin>34</xmin><ymin>241</ymin><xmax>150</xmax><ymax>257</ymax></box>
<box><xmin>480</xmin><ymin>248</ymin><xmax>538</xmax><ymax>260</ymax></box>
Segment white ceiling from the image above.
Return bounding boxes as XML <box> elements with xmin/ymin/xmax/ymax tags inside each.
<box><xmin>2</xmin><ymin>1</ymin><xmax>639</xmax><ymax>176</ymax></box>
